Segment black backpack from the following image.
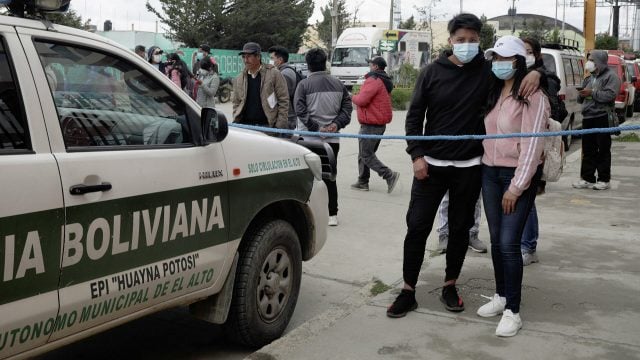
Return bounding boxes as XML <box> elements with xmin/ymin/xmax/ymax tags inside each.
<box><xmin>282</xmin><ymin>65</ymin><xmax>306</xmax><ymax>100</ymax></box>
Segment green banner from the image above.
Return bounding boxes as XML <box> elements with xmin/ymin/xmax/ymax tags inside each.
<box><xmin>175</xmin><ymin>48</ymin><xmax>305</xmax><ymax>79</ymax></box>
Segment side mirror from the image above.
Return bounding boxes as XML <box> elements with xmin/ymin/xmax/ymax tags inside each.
<box><xmin>201</xmin><ymin>107</ymin><xmax>228</xmax><ymax>143</ymax></box>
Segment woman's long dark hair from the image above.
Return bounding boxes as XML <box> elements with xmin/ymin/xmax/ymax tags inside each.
<box><xmin>486</xmin><ymin>54</ymin><xmax>529</xmax><ymax>114</ymax></box>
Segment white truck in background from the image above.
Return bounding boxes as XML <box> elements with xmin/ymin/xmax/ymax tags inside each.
<box><xmin>330</xmin><ymin>27</ymin><xmax>431</xmax><ymax>88</ymax></box>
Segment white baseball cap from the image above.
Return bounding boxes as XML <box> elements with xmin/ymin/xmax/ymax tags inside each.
<box><xmin>484</xmin><ymin>35</ymin><xmax>527</xmax><ymax>60</ymax></box>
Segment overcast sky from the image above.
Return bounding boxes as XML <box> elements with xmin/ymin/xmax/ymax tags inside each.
<box><xmin>71</xmin><ymin>0</ymin><xmax>635</xmax><ymax>37</ymax></box>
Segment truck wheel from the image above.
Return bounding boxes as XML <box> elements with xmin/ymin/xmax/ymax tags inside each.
<box><xmin>224</xmin><ymin>219</ymin><xmax>302</xmax><ymax>347</ymax></box>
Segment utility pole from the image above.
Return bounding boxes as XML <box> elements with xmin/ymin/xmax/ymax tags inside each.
<box><xmin>561</xmin><ymin>0</ymin><xmax>566</xmax><ymax>44</ymax></box>
<box><xmin>331</xmin><ymin>0</ymin><xmax>338</xmax><ymax>51</ymax></box>
<box><xmin>460</xmin><ymin>0</ymin><xmax>463</xmax><ymax>13</ymax></box>
<box><xmin>554</xmin><ymin>0</ymin><xmax>558</xmax><ymax>31</ymax></box>
<box><xmin>389</xmin><ymin>0</ymin><xmax>394</xmax><ymax>29</ymax></box>
<box><xmin>613</xmin><ymin>0</ymin><xmax>620</xmax><ymax>39</ymax></box>
<box><xmin>511</xmin><ymin>0</ymin><xmax>516</xmax><ymax>34</ymax></box>
<box><xmin>584</xmin><ymin>0</ymin><xmax>596</xmax><ymax>53</ymax></box>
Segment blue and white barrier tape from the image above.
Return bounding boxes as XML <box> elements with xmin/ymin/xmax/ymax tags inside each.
<box><xmin>229</xmin><ymin>123</ymin><xmax>640</xmax><ymax>140</ymax></box>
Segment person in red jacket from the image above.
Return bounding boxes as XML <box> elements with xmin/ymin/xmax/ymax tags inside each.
<box><xmin>350</xmin><ymin>56</ymin><xmax>400</xmax><ymax>193</ymax></box>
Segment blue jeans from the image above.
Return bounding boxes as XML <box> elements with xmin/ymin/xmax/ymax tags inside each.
<box><xmin>521</xmin><ymin>203</ymin><xmax>538</xmax><ymax>253</ymax></box>
<box><xmin>482</xmin><ymin>165</ymin><xmax>541</xmax><ymax>313</ymax></box>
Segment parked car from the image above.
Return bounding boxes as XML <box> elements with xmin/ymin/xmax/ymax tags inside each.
<box><xmin>626</xmin><ymin>60</ymin><xmax>640</xmax><ymax>111</ymax></box>
<box><xmin>0</xmin><ymin>7</ymin><xmax>330</xmax><ymax>359</ymax></box>
<box><xmin>541</xmin><ymin>45</ymin><xmax>584</xmax><ymax>150</ymax></box>
<box><xmin>607</xmin><ymin>54</ymin><xmax>634</xmax><ymax>124</ymax></box>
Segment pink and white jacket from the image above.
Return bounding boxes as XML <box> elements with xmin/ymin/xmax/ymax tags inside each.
<box><xmin>482</xmin><ymin>89</ymin><xmax>550</xmax><ymax>196</ymax></box>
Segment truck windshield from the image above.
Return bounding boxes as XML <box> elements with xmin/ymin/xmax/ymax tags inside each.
<box><xmin>331</xmin><ymin>47</ymin><xmax>369</xmax><ymax>67</ymax></box>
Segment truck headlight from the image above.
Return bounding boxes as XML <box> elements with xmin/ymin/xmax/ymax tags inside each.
<box><xmin>304</xmin><ymin>153</ymin><xmax>323</xmax><ymax>180</ymax></box>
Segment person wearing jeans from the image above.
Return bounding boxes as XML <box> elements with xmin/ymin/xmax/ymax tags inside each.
<box><xmin>476</xmin><ymin>35</ymin><xmax>548</xmax><ymax>337</ymax></box>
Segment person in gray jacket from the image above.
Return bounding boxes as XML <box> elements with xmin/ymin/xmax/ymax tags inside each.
<box><xmin>268</xmin><ymin>45</ymin><xmax>298</xmax><ymax>130</ymax></box>
<box><xmin>294</xmin><ymin>48</ymin><xmax>352</xmax><ymax>226</ymax></box>
<box><xmin>195</xmin><ymin>56</ymin><xmax>220</xmax><ymax>109</ymax></box>
<box><xmin>573</xmin><ymin>50</ymin><xmax>620</xmax><ymax>191</ymax></box>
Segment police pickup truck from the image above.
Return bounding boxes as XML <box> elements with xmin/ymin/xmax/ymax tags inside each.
<box><xmin>0</xmin><ymin>5</ymin><xmax>328</xmax><ymax>359</ymax></box>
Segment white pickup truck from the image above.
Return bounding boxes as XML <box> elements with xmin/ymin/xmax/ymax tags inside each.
<box><xmin>0</xmin><ymin>8</ymin><xmax>328</xmax><ymax>359</ymax></box>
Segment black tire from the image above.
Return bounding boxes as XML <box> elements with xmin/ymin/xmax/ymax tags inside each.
<box><xmin>217</xmin><ymin>85</ymin><xmax>231</xmax><ymax>103</ymax></box>
<box><xmin>618</xmin><ymin>112</ymin><xmax>626</xmax><ymax>125</ymax></box>
<box><xmin>223</xmin><ymin>219</ymin><xmax>302</xmax><ymax>347</ymax></box>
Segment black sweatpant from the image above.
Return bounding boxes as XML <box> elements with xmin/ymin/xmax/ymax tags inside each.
<box><xmin>324</xmin><ymin>142</ymin><xmax>340</xmax><ymax>216</ymax></box>
<box><xmin>581</xmin><ymin>115</ymin><xmax>611</xmax><ymax>183</ymax></box>
<box><xmin>403</xmin><ymin>164</ymin><xmax>482</xmax><ymax>287</ymax></box>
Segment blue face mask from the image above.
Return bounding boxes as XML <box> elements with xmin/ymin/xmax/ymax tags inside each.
<box><xmin>492</xmin><ymin>61</ymin><xmax>516</xmax><ymax>80</ymax></box>
<box><xmin>452</xmin><ymin>43</ymin><xmax>479</xmax><ymax>64</ymax></box>
<box><xmin>196</xmin><ymin>52</ymin><xmax>204</xmax><ymax>61</ymax></box>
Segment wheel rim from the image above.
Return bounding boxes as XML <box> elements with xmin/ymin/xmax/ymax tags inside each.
<box><xmin>256</xmin><ymin>247</ymin><xmax>292</xmax><ymax>322</ymax></box>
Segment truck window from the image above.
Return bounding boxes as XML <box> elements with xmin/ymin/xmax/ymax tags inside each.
<box><xmin>0</xmin><ymin>37</ymin><xmax>29</xmax><ymax>152</ymax></box>
<box><xmin>570</xmin><ymin>58</ymin><xmax>582</xmax><ymax>85</ymax></box>
<box><xmin>34</xmin><ymin>41</ymin><xmax>191</xmax><ymax>149</ymax></box>
<box><xmin>331</xmin><ymin>47</ymin><xmax>369</xmax><ymax>67</ymax></box>
<box><xmin>563</xmin><ymin>58</ymin><xmax>574</xmax><ymax>86</ymax></box>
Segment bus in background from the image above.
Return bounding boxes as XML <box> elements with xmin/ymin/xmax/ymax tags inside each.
<box><xmin>330</xmin><ymin>27</ymin><xmax>430</xmax><ymax>88</ymax></box>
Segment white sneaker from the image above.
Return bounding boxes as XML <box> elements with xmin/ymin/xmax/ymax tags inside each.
<box><xmin>572</xmin><ymin>179</ymin><xmax>595</xmax><ymax>189</ymax></box>
<box><xmin>477</xmin><ymin>294</ymin><xmax>506</xmax><ymax>317</ymax></box>
<box><xmin>328</xmin><ymin>215</ymin><xmax>338</xmax><ymax>226</ymax></box>
<box><xmin>495</xmin><ymin>309</ymin><xmax>522</xmax><ymax>337</ymax></box>
<box><xmin>593</xmin><ymin>181</ymin><xmax>610</xmax><ymax>190</ymax></box>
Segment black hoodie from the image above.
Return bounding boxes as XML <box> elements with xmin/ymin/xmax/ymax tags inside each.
<box><xmin>367</xmin><ymin>70</ymin><xmax>394</xmax><ymax>93</ymax></box>
<box><xmin>405</xmin><ymin>50</ymin><xmax>492</xmax><ymax>161</ymax></box>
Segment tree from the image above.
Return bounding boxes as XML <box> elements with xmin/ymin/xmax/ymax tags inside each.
<box><xmin>595</xmin><ymin>33</ymin><xmax>618</xmax><ymax>50</ymax></box>
<box><xmin>518</xmin><ymin>19</ymin><xmax>548</xmax><ymax>44</ymax></box>
<box><xmin>399</xmin><ymin>15</ymin><xmax>416</xmax><ymax>30</ymax></box>
<box><xmin>548</xmin><ymin>28</ymin><xmax>561</xmax><ymax>44</ymax></box>
<box><xmin>219</xmin><ymin>0</ymin><xmax>313</xmax><ymax>50</ymax></box>
<box><xmin>479</xmin><ymin>15</ymin><xmax>496</xmax><ymax>51</ymax></box>
<box><xmin>45</xmin><ymin>9</ymin><xmax>83</xmax><ymax>29</ymax></box>
<box><xmin>146</xmin><ymin>0</ymin><xmax>228</xmax><ymax>48</ymax></box>
<box><xmin>316</xmin><ymin>0</ymin><xmax>351</xmax><ymax>50</ymax></box>
<box><xmin>415</xmin><ymin>0</ymin><xmax>443</xmax><ymax>58</ymax></box>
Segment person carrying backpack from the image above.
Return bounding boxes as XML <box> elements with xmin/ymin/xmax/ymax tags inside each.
<box><xmin>269</xmin><ymin>46</ymin><xmax>301</xmax><ymax>131</ymax></box>
<box><xmin>519</xmin><ymin>38</ymin><xmax>567</xmax><ymax>266</ymax></box>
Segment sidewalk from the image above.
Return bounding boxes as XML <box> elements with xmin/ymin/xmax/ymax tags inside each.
<box><xmin>250</xmin><ymin>120</ymin><xmax>640</xmax><ymax>360</ymax></box>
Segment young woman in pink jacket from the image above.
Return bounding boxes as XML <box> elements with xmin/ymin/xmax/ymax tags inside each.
<box><xmin>476</xmin><ymin>36</ymin><xmax>549</xmax><ymax>337</ymax></box>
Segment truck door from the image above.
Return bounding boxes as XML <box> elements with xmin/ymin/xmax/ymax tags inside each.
<box><xmin>0</xmin><ymin>27</ymin><xmax>63</xmax><ymax>358</ymax></box>
<box><xmin>19</xmin><ymin>30</ymin><xmax>230</xmax><ymax>343</ymax></box>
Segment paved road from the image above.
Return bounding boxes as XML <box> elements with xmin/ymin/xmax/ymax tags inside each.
<box><xmin>39</xmin><ymin>102</ymin><xmax>616</xmax><ymax>359</ymax></box>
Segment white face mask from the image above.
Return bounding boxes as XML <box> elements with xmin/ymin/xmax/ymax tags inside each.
<box><xmin>152</xmin><ymin>54</ymin><xmax>162</xmax><ymax>64</ymax></box>
<box><xmin>526</xmin><ymin>55</ymin><xmax>536</xmax><ymax>68</ymax></box>
<box><xmin>585</xmin><ymin>60</ymin><xmax>596</xmax><ymax>73</ymax></box>
<box><xmin>268</xmin><ymin>60</ymin><xmax>275</xmax><ymax>65</ymax></box>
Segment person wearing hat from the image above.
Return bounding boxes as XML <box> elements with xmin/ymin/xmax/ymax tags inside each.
<box><xmin>232</xmin><ymin>42</ymin><xmax>289</xmax><ymax>130</ymax></box>
<box><xmin>147</xmin><ymin>46</ymin><xmax>166</xmax><ymax>73</ymax></box>
<box><xmin>350</xmin><ymin>56</ymin><xmax>400</xmax><ymax>194</ymax></box>
<box><xmin>192</xmin><ymin>43</ymin><xmax>211</xmax><ymax>74</ymax></box>
<box><xmin>477</xmin><ymin>35</ymin><xmax>550</xmax><ymax>337</ymax></box>
<box><xmin>387</xmin><ymin>13</ymin><xmax>542</xmax><ymax>321</ymax></box>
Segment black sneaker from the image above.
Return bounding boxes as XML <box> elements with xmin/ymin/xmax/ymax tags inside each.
<box><xmin>386</xmin><ymin>289</ymin><xmax>418</xmax><ymax>318</ymax></box>
<box><xmin>440</xmin><ymin>284</ymin><xmax>464</xmax><ymax>312</ymax></box>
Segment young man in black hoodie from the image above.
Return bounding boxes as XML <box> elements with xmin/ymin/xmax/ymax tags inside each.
<box><xmin>387</xmin><ymin>13</ymin><xmax>540</xmax><ymax>318</ymax></box>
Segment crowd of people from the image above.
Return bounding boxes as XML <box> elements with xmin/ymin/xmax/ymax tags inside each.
<box><xmin>135</xmin><ymin>18</ymin><xmax>618</xmax><ymax>338</ymax></box>
<box><xmin>133</xmin><ymin>44</ymin><xmax>220</xmax><ymax>110</ymax></box>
